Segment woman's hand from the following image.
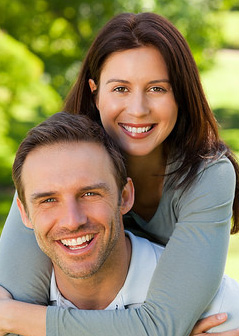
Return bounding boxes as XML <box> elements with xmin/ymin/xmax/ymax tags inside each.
<box><xmin>0</xmin><ymin>286</ymin><xmax>12</xmax><ymax>300</ymax></box>
<box><xmin>0</xmin><ymin>286</ymin><xmax>13</xmax><ymax>336</ymax></box>
<box><xmin>190</xmin><ymin>314</ymin><xmax>239</xmax><ymax>335</ymax></box>
<box><xmin>0</xmin><ymin>286</ymin><xmax>46</xmax><ymax>336</ymax></box>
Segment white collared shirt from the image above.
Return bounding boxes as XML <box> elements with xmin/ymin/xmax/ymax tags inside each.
<box><xmin>49</xmin><ymin>231</ymin><xmax>239</xmax><ymax>331</ymax></box>
<box><xmin>50</xmin><ymin>230</ymin><xmax>164</xmax><ymax>310</ymax></box>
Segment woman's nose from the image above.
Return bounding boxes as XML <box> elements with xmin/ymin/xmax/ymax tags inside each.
<box><xmin>126</xmin><ymin>92</ymin><xmax>150</xmax><ymax>118</ymax></box>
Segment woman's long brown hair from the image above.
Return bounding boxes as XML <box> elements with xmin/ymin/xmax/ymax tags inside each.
<box><xmin>64</xmin><ymin>12</ymin><xmax>239</xmax><ymax>234</ymax></box>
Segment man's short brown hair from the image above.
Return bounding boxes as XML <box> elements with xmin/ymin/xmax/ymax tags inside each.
<box><xmin>12</xmin><ymin>112</ymin><xmax>127</xmax><ymax>209</ymax></box>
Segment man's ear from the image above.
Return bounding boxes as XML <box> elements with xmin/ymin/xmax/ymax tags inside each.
<box><xmin>120</xmin><ymin>178</ymin><xmax>135</xmax><ymax>215</ymax></box>
<box><xmin>16</xmin><ymin>197</ymin><xmax>33</xmax><ymax>229</ymax></box>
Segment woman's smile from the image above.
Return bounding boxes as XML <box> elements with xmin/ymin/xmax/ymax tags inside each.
<box><xmin>119</xmin><ymin>123</ymin><xmax>156</xmax><ymax>139</ymax></box>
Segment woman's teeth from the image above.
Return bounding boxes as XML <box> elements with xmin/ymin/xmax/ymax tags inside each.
<box><xmin>123</xmin><ymin>125</ymin><xmax>152</xmax><ymax>134</ymax></box>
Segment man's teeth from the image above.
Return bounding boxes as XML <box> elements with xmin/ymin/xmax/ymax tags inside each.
<box><xmin>61</xmin><ymin>234</ymin><xmax>94</xmax><ymax>248</ymax></box>
<box><xmin>123</xmin><ymin>125</ymin><xmax>152</xmax><ymax>134</ymax></box>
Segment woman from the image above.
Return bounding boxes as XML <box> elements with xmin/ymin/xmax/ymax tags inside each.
<box><xmin>0</xmin><ymin>12</ymin><xmax>239</xmax><ymax>335</ymax></box>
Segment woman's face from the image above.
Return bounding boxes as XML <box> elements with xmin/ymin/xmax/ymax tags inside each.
<box><xmin>89</xmin><ymin>46</ymin><xmax>178</xmax><ymax>157</ymax></box>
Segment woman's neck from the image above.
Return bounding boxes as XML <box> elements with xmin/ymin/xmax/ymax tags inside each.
<box><xmin>124</xmin><ymin>147</ymin><xmax>167</xmax><ymax>221</ymax></box>
<box><xmin>125</xmin><ymin>146</ymin><xmax>166</xmax><ymax>177</ymax></box>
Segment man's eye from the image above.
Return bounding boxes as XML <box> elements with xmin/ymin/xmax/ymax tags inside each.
<box><xmin>83</xmin><ymin>192</ymin><xmax>101</xmax><ymax>198</ymax></box>
<box><xmin>43</xmin><ymin>198</ymin><xmax>56</xmax><ymax>203</ymax></box>
<box><xmin>84</xmin><ymin>192</ymin><xmax>95</xmax><ymax>197</ymax></box>
<box><xmin>113</xmin><ymin>86</ymin><xmax>128</xmax><ymax>93</ymax></box>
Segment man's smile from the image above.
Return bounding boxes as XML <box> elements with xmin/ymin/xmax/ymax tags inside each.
<box><xmin>60</xmin><ymin>234</ymin><xmax>95</xmax><ymax>251</ymax></box>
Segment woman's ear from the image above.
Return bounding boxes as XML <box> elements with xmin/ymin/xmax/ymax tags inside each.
<box><xmin>16</xmin><ymin>197</ymin><xmax>33</xmax><ymax>229</ymax></box>
<box><xmin>88</xmin><ymin>79</ymin><xmax>99</xmax><ymax>109</ymax></box>
<box><xmin>120</xmin><ymin>178</ymin><xmax>135</xmax><ymax>215</ymax></box>
<box><xmin>88</xmin><ymin>79</ymin><xmax>97</xmax><ymax>93</ymax></box>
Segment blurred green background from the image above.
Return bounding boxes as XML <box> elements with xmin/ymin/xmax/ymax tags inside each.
<box><xmin>0</xmin><ymin>0</ymin><xmax>239</xmax><ymax>280</ymax></box>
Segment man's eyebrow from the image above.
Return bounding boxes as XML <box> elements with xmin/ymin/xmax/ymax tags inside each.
<box><xmin>106</xmin><ymin>79</ymin><xmax>170</xmax><ymax>84</ymax></box>
<box><xmin>30</xmin><ymin>191</ymin><xmax>57</xmax><ymax>202</ymax></box>
<box><xmin>30</xmin><ymin>183</ymin><xmax>111</xmax><ymax>202</ymax></box>
<box><xmin>80</xmin><ymin>183</ymin><xmax>111</xmax><ymax>193</ymax></box>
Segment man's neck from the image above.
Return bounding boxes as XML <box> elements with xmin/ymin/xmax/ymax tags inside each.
<box><xmin>54</xmin><ymin>234</ymin><xmax>132</xmax><ymax>310</ymax></box>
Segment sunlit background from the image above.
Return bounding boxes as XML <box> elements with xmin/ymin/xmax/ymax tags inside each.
<box><xmin>0</xmin><ymin>0</ymin><xmax>239</xmax><ymax>280</ymax></box>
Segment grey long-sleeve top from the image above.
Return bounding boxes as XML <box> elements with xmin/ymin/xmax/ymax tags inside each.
<box><xmin>0</xmin><ymin>156</ymin><xmax>235</xmax><ymax>335</ymax></box>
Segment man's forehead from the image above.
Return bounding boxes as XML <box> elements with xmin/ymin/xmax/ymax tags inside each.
<box><xmin>22</xmin><ymin>141</ymin><xmax>118</xmax><ymax>196</ymax></box>
<box><xmin>23</xmin><ymin>140</ymin><xmax>114</xmax><ymax>171</ymax></box>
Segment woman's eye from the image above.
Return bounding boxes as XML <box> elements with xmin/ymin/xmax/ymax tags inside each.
<box><xmin>113</xmin><ymin>86</ymin><xmax>128</xmax><ymax>93</ymax></box>
<box><xmin>149</xmin><ymin>86</ymin><xmax>167</xmax><ymax>93</ymax></box>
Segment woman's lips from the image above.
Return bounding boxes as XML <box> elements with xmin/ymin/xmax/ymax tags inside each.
<box><xmin>119</xmin><ymin>123</ymin><xmax>156</xmax><ymax>138</ymax></box>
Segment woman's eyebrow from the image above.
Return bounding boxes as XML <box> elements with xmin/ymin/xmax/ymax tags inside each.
<box><xmin>106</xmin><ymin>79</ymin><xmax>130</xmax><ymax>84</ymax></box>
<box><xmin>149</xmin><ymin>79</ymin><xmax>170</xmax><ymax>84</ymax></box>
<box><xmin>106</xmin><ymin>79</ymin><xmax>170</xmax><ymax>84</ymax></box>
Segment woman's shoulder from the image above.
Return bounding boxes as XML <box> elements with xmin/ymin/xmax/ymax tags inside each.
<box><xmin>166</xmin><ymin>155</ymin><xmax>235</xmax><ymax>189</ymax></box>
<box><xmin>164</xmin><ymin>155</ymin><xmax>236</xmax><ymax>205</ymax></box>
<box><xmin>197</xmin><ymin>155</ymin><xmax>236</xmax><ymax>187</ymax></box>
<box><xmin>199</xmin><ymin>155</ymin><xmax>235</xmax><ymax>174</ymax></box>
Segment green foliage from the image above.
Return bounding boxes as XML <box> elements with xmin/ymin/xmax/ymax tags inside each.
<box><xmin>0</xmin><ymin>189</ymin><xmax>14</xmax><ymax>234</ymax></box>
<box><xmin>217</xmin><ymin>11</ymin><xmax>239</xmax><ymax>49</ymax></box>
<box><xmin>220</xmin><ymin>129</ymin><xmax>239</xmax><ymax>152</ymax></box>
<box><xmin>0</xmin><ymin>0</ymin><xmax>226</xmax><ymax>97</ymax></box>
<box><xmin>0</xmin><ymin>32</ymin><xmax>62</xmax><ymax>185</ymax></box>
<box><xmin>225</xmin><ymin>234</ymin><xmax>239</xmax><ymax>282</ymax></box>
<box><xmin>201</xmin><ymin>49</ymin><xmax>239</xmax><ymax>111</ymax></box>
<box><xmin>154</xmin><ymin>0</ymin><xmax>223</xmax><ymax>70</ymax></box>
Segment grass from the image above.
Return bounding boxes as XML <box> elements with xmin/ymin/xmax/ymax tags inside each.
<box><xmin>201</xmin><ymin>49</ymin><xmax>239</xmax><ymax>111</ymax></box>
<box><xmin>225</xmin><ymin>235</ymin><xmax>239</xmax><ymax>282</ymax></box>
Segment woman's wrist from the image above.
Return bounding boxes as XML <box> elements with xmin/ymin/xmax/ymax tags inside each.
<box><xmin>0</xmin><ymin>299</ymin><xmax>47</xmax><ymax>336</ymax></box>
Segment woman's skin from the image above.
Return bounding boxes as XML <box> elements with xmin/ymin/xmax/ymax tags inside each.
<box><xmin>89</xmin><ymin>45</ymin><xmax>178</xmax><ymax>221</ymax></box>
<box><xmin>0</xmin><ymin>45</ymin><xmax>237</xmax><ymax>335</ymax></box>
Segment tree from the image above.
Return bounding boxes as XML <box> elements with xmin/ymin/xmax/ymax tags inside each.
<box><xmin>0</xmin><ymin>0</ymin><xmax>225</xmax><ymax>98</ymax></box>
<box><xmin>0</xmin><ymin>31</ymin><xmax>62</xmax><ymax>185</ymax></box>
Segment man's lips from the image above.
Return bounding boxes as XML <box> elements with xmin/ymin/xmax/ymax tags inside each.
<box><xmin>119</xmin><ymin>123</ymin><xmax>156</xmax><ymax>138</ymax></box>
<box><xmin>60</xmin><ymin>234</ymin><xmax>94</xmax><ymax>251</ymax></box>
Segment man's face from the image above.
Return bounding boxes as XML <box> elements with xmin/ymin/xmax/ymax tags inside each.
<box><xmin>18</xmin><ymin>141</ymin><xmax>132</xmax><ymax>279</ymax></box>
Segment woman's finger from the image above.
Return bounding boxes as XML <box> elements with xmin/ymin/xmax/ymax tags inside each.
<box><xmin>190</xmin><ymin>313</ymin><xmax>227</xmax><ymax>334</ymax></box>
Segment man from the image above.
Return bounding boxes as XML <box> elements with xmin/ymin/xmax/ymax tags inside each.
<box><xmin>0</xmin><ymin>112</ymin><xmax>238</xmax><ymax>335</ymax></box>
<box><xmin>14</xmin><ymin>111</ymin><xmax>160</xmax><ymax>312</ymax></box>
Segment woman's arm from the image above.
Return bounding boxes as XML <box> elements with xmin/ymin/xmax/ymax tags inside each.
<box><xmin>0</xmin><ymin>288</ymin><xmax>238</xmax><ymax>336</ymax></box>
<box><xmin>0</xmin><ymin>192</ymin><xmax>52</xmax><ymax>304</ymax></box>
<box><xmin>0</xmin><ymin>287</ymin><xmax>46</xmax><ymax>336</ymax></box>
<box><xmin>44</xmin><ymin>157</ymin><xmax>236</xmax><ymax>335</ymax></box>
<box><xmin>0</xmin><ymin>158</ymin><xmax>236</xmax><ymax>335</ymax></box>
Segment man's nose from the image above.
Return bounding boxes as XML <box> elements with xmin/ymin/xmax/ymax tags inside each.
<box><xmin>127</xmin><ymin>92</ymin><xmax>150</xmax><ymax>118</ymax></box>
<box><xmin>60</xmin><ymin>200</ymin><xmax>87</xmax><ymax>230</ymax></box>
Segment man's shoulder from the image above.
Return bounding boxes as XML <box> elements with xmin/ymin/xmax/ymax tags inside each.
<box><xmin>126</xmin><ymin>230</ymin><xmax>164</xmax><ymax>262</ymax></box>
<box><xmin>118</xmin><ymin>231</ymin><xmax>164</xmax><ymax>308</ymax></box>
